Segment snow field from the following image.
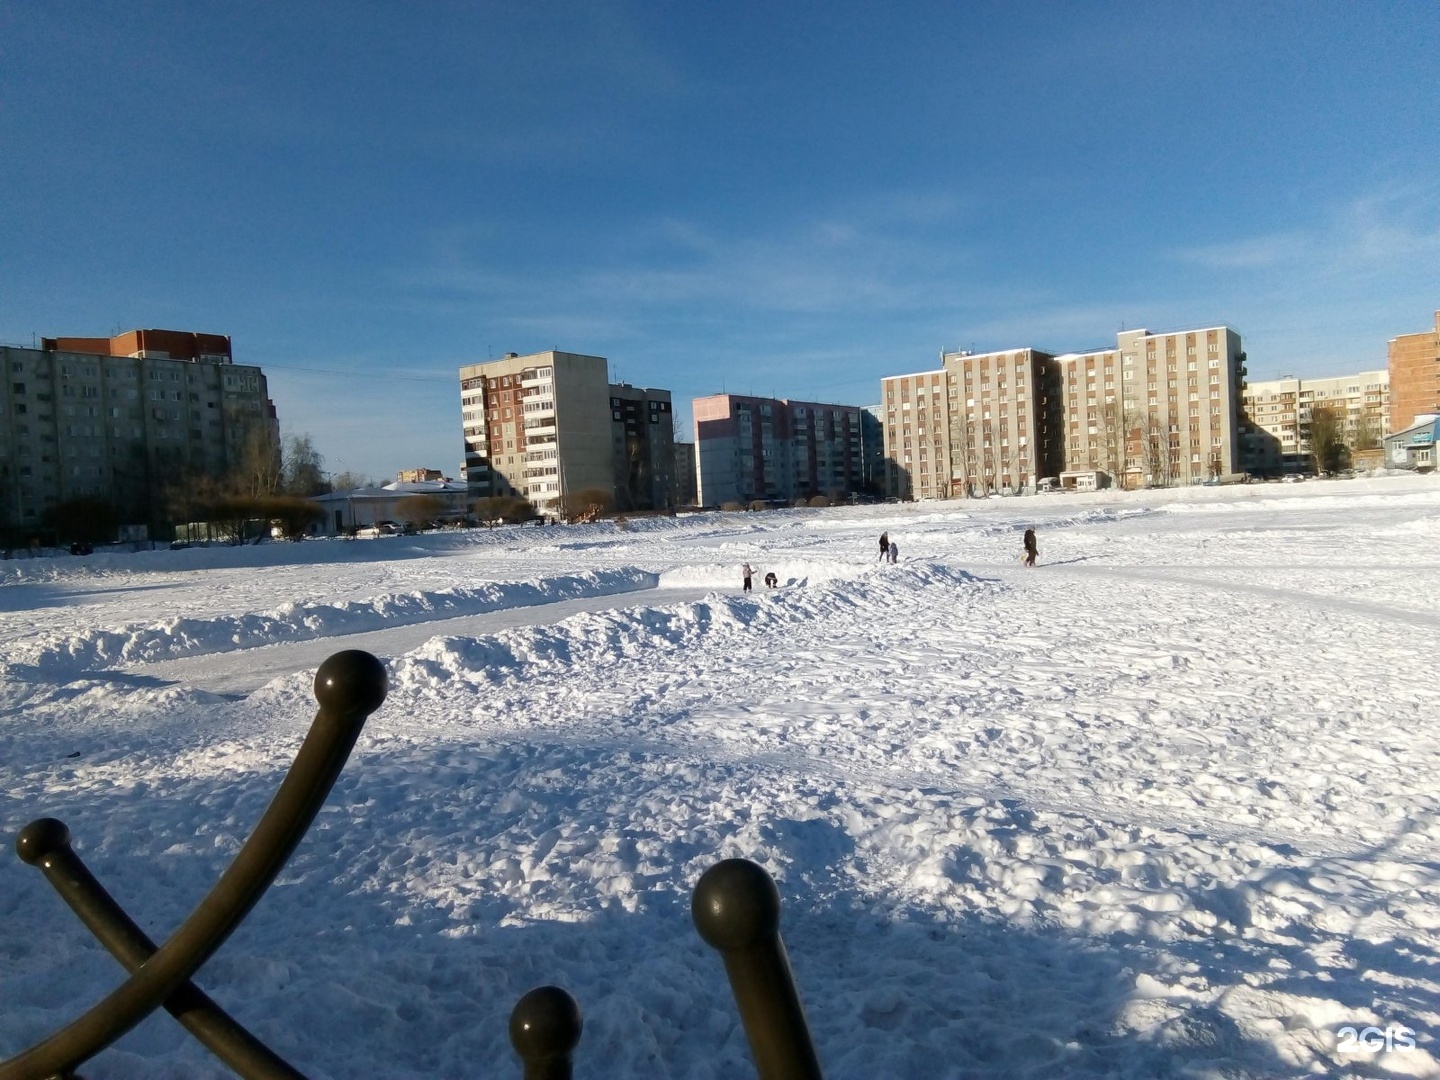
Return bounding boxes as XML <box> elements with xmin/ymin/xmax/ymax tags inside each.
<box><xmin>2</xmin><ymin>476</ymin><xmax>1439</xmax><ymax>1078</ymax></box>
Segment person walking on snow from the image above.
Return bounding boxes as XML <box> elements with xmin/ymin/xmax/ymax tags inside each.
<box><xmin>1023</xmin><ymin>527</ymin><xmax>1038</xmax><ymax>567</ymax></box>
<box><xmin>742</xmin><ymin>563</ymin><xmax>754</xmax><ymax>592</ymax></box>
<box><xmin>879</xmin><ymin>532</ymin><xmax>890</xmax><ymax>561</ymax></box>
<box><xmin>888</xmin><ymin>540</ymin><xmax>899</xmax><ymax>564</ymax></box>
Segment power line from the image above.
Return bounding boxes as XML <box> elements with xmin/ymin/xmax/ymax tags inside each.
<box><xmin>260</xmin><ymin>361</ymin><xmax>455</xmax><ymax>383</ymax></box>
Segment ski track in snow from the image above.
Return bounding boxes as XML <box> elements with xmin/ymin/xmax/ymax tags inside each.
<box><xmin>2</xmin><ymin>476</ymin><xmax>1440</xmax><ymax>1078</ymax></box>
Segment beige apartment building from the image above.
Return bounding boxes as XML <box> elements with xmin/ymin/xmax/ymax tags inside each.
<box><xmin>1388</xmin><ymin>310</ymin><xmax>1440</xmax><ymax>431</ymax></box>
<box><xmin>1</xmin><ymin>330</ymin><xmax>277</xmax><ymax>536</ymax></box>
<box><xmin>1054</xmin><ymin>347</ymin><xmax>1122</xmax><ymax>480</ymax></box>
<box><xmin>459</xmin><ymin>350</ymin><xmax>674</xmax><ymax>511</ymax></box>
<box><xmin>941</xmin><ymin>348</ymin><xmax>1062</xmax><ymax>495</ymax></box>
<box><xmin>880</xmin><ymin>367</ymin><xmax>949</xmax><ymax>499</ymax></box>
<box><xmin>1241</xmin><ymin>370</ymin><xmax>1389</xmax><ymax>475</ymax></box>
<box><xmin>1112</xmin><ymin>326</ymin><xmax>1246</xmax><ymax>486</ymax></box>
<box><xmin>879</xmin><ymin>325</ymin><xmax>1244</xmax><ymax>497</ymax></box>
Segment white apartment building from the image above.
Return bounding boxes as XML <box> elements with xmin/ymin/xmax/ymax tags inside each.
<box><xmin>459</xmin><ymin>350</ymin><xmax>675</xmax><ymax>511</ymax></box>
<box><xmin>1241</xmin><ymin>369</ymin><xmax>1389</xmax><ymax>474</ymax></box>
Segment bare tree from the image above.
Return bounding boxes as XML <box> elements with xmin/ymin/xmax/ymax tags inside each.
<box><xmin>330</xmin><ymin>470</ymin><xmax>377</xmax><ymax>492</ymax></box>
<box><xmin>282</xmin><ymin>434</ymin><xmax>327</xmax><ymax>496</ymax></box>
<box><xmin>1139</xmin><ymin>413</ymin><xmax>1176</xmax><ymax>488</ymax></box>
<box><xmin>1351</xmin><ymin>410</ymin><xmax>1383</xmax><ymax>452</ymax></box>
<box><xmin>1306</xmin><ymin>406</ymin><xmax>1348</xmax><ymax>474</ymax></box>
<box><xmin>233</xmin><ymin>423</ymin><xmax>283</xmax><ymax>500</ymax></box>
<box><xmin>394</xmin><ymin>495</ymin><xmax>447</xmax><ymax>530</ymax></box>
<box><xmin>1097</xmin><ymin>401</ymin><xmax>1126</xmax><ymax>478</ymax></box>
<box><xmin>947</xmin><ymin>408</ymin><xmax>975</xmax><ymax>497</ymax></box>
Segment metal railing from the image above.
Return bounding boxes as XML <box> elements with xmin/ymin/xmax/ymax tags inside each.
<box><xmin>2</xmin><ymin>649</ymin><xmax>822</xmax><ymax>1080</ymax></box>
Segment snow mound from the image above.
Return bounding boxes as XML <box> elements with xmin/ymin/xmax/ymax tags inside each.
<box><xmin>11</xmin><ymin>568</ymin><xmax>659</xmax><ymax>675</ymax></box>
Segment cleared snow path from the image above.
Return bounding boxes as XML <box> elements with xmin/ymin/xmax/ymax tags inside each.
<box><xmin>122</xmin><ymin>587</ymin><xmax>722</xmax><ymax>695</ymax></box>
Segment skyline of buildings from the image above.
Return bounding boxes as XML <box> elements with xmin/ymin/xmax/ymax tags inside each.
<box><xmin>3</xmin><ymin>307</ymin><xmax>1434</xmax><ymax>541</ymax></box>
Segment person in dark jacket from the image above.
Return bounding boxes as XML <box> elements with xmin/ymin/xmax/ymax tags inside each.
<box><xmin>879</xmin><ymin>532</ymin><xmax>890</xmax><ymax>560</ymax></box>
<box><xmin>1023</xmin><ymin>528</ymin><xmax>1038</xmax><ymax>567</ymax></box>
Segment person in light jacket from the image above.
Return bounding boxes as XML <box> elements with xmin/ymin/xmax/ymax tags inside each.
<box><xmin>742</xmin><ymin>563</ymin><xmax>754</xmax><ymax>591</ymax></box>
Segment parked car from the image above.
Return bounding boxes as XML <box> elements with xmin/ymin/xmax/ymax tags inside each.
<box><xmin>357</xmin><ymin>521</ymin><xmax>400</xmax><ymax>538</ymax></box>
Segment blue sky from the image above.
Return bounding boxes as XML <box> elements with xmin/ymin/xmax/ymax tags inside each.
<box><xmin>3</xmin><ymin>2</ymin><xmax>1437</xmax><ymax>481</ymax></box>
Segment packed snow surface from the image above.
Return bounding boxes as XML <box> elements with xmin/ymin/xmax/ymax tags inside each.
<box><xmin>2</xmin><ymin>476</ymin><xmax>1439</xmax><ymax>1079</ymax></box>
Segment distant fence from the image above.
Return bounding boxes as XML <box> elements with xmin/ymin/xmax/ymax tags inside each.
<box><xmin>1</xmin><ymin>650</ymin><xmax>822</xmax><ymax>1080</ymax></box>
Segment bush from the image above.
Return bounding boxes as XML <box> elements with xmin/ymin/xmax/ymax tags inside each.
<box><xmin>808</xmin><ymin>495</ymin><xmax>830</xmax><ymax>508</ymax></box>
<box><xmin>720</xmin><ymin>501</ymin><xmax>745</xmax><ymax>512</ymax></box>
<box><xmin>748</xmin><ymin>499</ymin><xmax>768</xmax><ymax>512</ymax></box>
<box><xmin>559</xmin><ymin>488</ymin><xmax>614</xmax><ymax>524</ymax></box>
<box><xmin>258</xmin><ymin>495</ymin><xmax>325</xmax><ymax>540</ymax></box>
<box><xmin>472</xmin><ymin>495</ymin><xmax>537</xmax><ymax>526</ymax></box>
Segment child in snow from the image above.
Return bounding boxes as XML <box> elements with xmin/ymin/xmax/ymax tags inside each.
<box><xmin>1023</xmin><ymin>528</ymin><xmax>1037</xmax><ymax>567</ymax></box>
<box><xmin>764</xmin><ymin>572</ymin><xmax>778</xmax><ymax>588</ymax></box>
<box><xmin>888</xmin><ymin>540</ymin><xmax>899</xmax><ymax>563</ymax></box>
<box><xmin>742</xmin><ymin>563</ymin><xmax>754</xmax><ymax>591</ymax></box>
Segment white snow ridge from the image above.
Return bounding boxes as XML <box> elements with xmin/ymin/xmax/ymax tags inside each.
<box><xmin>2</xmin><ymin>475</ymin><xmax>1439</xmax><ymax>1078</ymax></box>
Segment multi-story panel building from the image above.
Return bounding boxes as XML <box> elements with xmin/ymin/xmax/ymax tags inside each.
<box><xmin>609</xmin><ymin>383</ymin><xmax>675</xmax><ymax>511</ymax></box>
<box><xmin>1054</xmin><ymin>348</ymin><xmax>1122</xmax><ymax>478</ymax></box>
<box><xmin>672</xmin><ymin>441</ymin><xmax>698</xmax><ymax>507</ymax></box>
<box><xmin>460</xmin><ymin>351</ymin><xmax>614</xmax><ymax>508</ymax></box>
<box><xmin>1241</xmin><ymin>370</ymin><xmax>1389</xmax><ymax>475</ymax></box>
<box><xmin>1388</xmin><ymin>310</ymin><xmax>1440</xmax><ymax>431</ymax></box>
<box><xmin>1114</xmin><ymin>326</ymin><xmax>1246</xmax><ymax>487</ymax></box>
<box><xmin>880</xmin><ymin>349</ymin><xmax>1061</xmax><ymax>500</ymax></box>
<box><xmin>1</xmin><ymin>330</ymin><xmax>277</xmax><ymax>535</ymax></box>
<box><xmin>879</xmin><ymin>368</ymin><xmax>948</xmax><ymax>500</ymax></box>
<box><xmin>459</xmin><ymin>351</ymin><xmax>675</xmax><ymax>511</ymax></box>
<box><xmin>944</xmin><ymin>348</ymin><xmax>1062</xmax><ymax>495</ymax></box>
<box><xmin>692</xmin><ymin>394</ymin><xmax>866</xmax><ymax>507</ymax></box>
<box><xmin>877</xmin><ymin>325</ymin><xmax>1245</xmax><ymax>496</ymax></box>
<box><xmin>859</xmin><ymin>406</ymin><xmax>885</xmax><ymax>496</ymax></box>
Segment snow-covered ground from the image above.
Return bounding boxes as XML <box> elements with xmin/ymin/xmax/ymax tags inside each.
<box><xmin>2</xmin><ymin>476</ymin><xmax>1439</xmax><ymax>1079</ymax></box>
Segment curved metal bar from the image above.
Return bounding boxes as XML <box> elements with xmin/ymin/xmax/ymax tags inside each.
<box><xmin>14</xmin><ymin>818</ymin><xmax>306</xmax><ymax>1080</ymax></box>
<box><xmin>693</xmin><ymin>858</ymin><xmax>823</xmax><ymax>1080</ymax></box>
<box><xmin>0</xmin><ymin>650</ymin><xmax>387</xmax><ymax>1080</ymax></box>
<box><xmin>509</xmin><ymin>985</ymin><xmax>583</xmax><ymax>1080</ymax></box>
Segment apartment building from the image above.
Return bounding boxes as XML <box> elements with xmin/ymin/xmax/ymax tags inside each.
<box><xmin>692</xmin><ymin>394</ymin><xmax>866</xmax><ymax>506</ymax></box>
<box><xmin>609</xmin><ymin>383</ymin><xmax>675</xmax><ymax>511</ymax></box>
<box><xmin>877</xmin><ymin>325</ymin><xmax>1245</xmax><ymax>497</ymax></box>
<box><xmin>880</xmin><ymin>349</ymin><xmax>1062</xmax><ymax>499</ymax></box>
<box><xmin>1241</xmin><ymin>370</ymin><xmax>1389</xmax><ymax>475</ymax></box>
<box><xmin>948</xmin><ymin>348</ymin><xmax>1063</xmax><ymax>493</ymax></box>
<box><xmin>1053</xmin><ymin>347</ymin><xmax>1122</xmax><ymax>480</ymax></box>
<box><xmin>879</xmin><ymin>368</ymin><xmax>947</xmax><ymax>499</ymax></box>
<box><xmin>672</xmin><ymin>441</ymin><xmax>698</xmax><ymax>507</ymax></box>
<box><xmin>459</xmin><ymin>350</ymin><xmax>674</xmax><ymax>511</ymax></box>
<box><xmin>1112</xmin><ymin>326</ymin><xmax>1246</xmax><ymax>486</ymax></box>
<box><xmin>1388</xmin><ymin>310</ymin><xmax>1440</xmax><ymax>431</ymax></box>
<box><xmin>1</xmin><ymin>330</ymin><xmax>277</xmax><ymax>534</ymax></box>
